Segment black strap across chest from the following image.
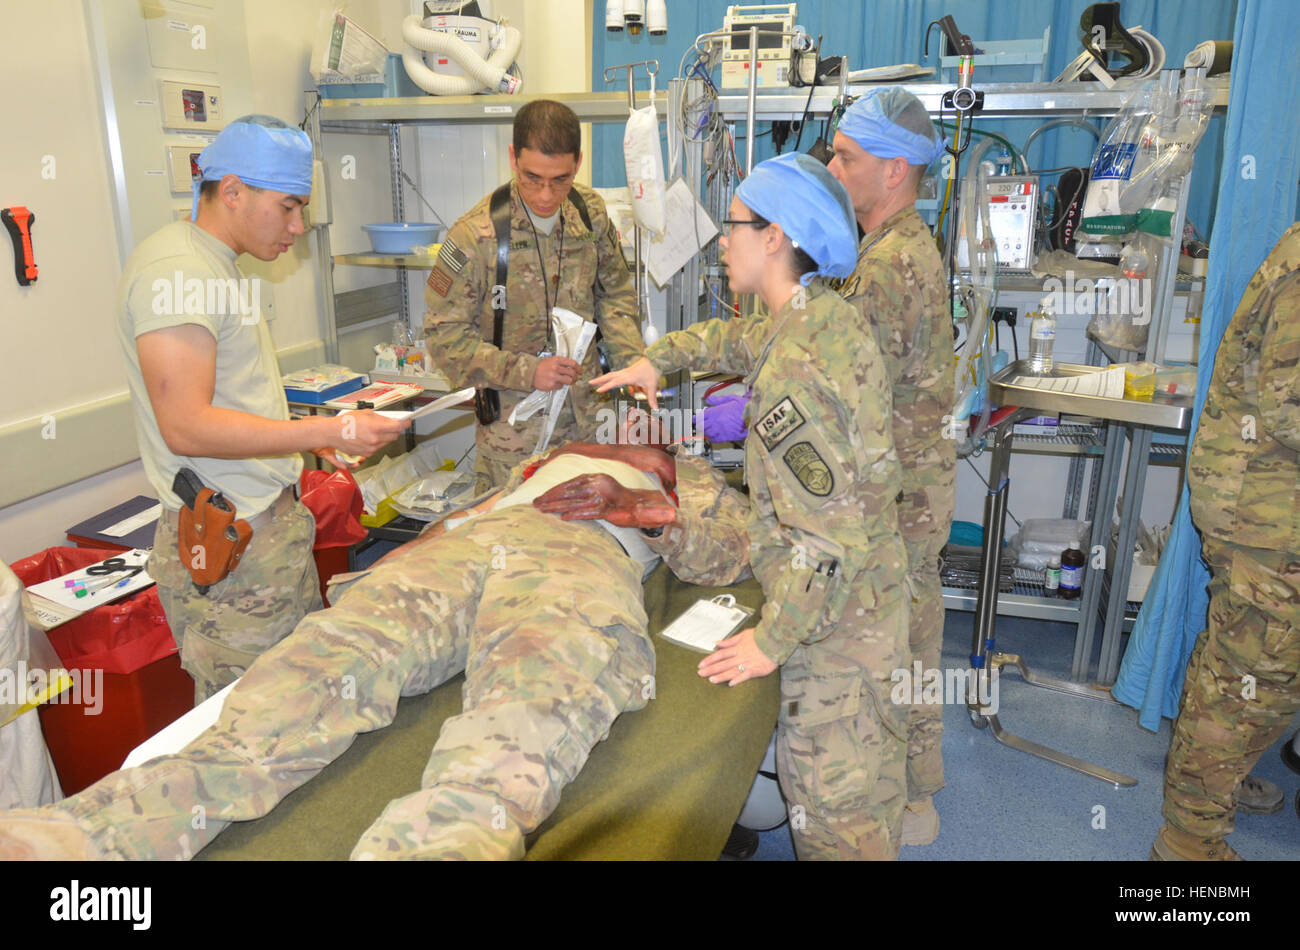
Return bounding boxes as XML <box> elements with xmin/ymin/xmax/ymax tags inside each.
<box><xmin>487</xmin><ymin>183</ymin><xmax>591</xmax><ymax>349</ymax></box>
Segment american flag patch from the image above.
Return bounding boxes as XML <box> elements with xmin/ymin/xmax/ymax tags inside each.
<box><xmin>437</xmin><ymin>239</ymin><xmax>469</xmax><ymax>275</ymax></box>
<box><xmin>428</xmin><ymin>266</ymin><xmax>453</xmax><ymax>297</ymax></box>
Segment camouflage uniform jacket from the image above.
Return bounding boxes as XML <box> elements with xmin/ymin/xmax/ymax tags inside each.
<box><xmin>643</xmin><ymin>451</ymin><xmax>754</xmax><ymax>588</ymax></box>
<box><xmin>1189</xmin><ymin>222</ymin><xmax>1300</xmax><ymax>553</ymax></box>
<box><xmin>424</xmin><ymin>181</ymin><xmax>645</xmax><ymax>463</ymax></box>
<box><xmin>647</xmin><ymin>281</ymin><xmax>907</xmax><ymax>665</ymax></box>
<box><xmin>835</xmin><ymin>206</ymin><xmax>954</xmax><ymax>546</ymax></box>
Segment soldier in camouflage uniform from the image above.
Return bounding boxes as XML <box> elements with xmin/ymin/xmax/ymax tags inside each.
<box><xmin>595</xmin><ymin>154</ymin><xmax>911</xmax><ymax>860</ymax></box>
<box><xmin>1152</xmin><ymin>222</ymin><xmax>1300</xmax><ymax>861</ymax></box>
<box><xmin>425</xmin><ymin>100</ymin><xmax>645</xmax><ymax>492</ymax></box>
<box><xmin>116</xmin><ymin>116</ymin><xmax>408</xmax><ymax>701</ymax></box>
<box><xmin>829</xmin><ymin>89</ymin><xmax>953</xmax><ymax>844</ymax></box>
<box><xmin>0</xmin><ymin>447</ymin><xmax>750</xmax><ymax>861</ymax></box>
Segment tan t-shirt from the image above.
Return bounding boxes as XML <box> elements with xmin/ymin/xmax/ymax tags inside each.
<box><xmin>116</xmin><ymin>220</ymin><xmax>301</xmax><ymax>516</ymax></box>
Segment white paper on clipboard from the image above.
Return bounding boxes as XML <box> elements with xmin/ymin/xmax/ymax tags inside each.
<box><xmin>334</xmin><ymin>387</ymin><xmax>476</xmax><ymax>466</ymax></box>
<box><xmin>657</xmin><ymin>594</ymin><xmax>753</xmax><ymax>654</ymax></box>
<box><xmin>361</xmin><ymin>386</ymin><xmax>477</xmax><ymax>422</ymax></box>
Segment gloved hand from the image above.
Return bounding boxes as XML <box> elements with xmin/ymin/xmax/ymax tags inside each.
<box><xmin>698</xmin><ymin>392</ymin><xmax>751</xmax><ymax>443</ymax></box>
<box><xmin>532</xmin><ymin>474</ymin><xmax>677</xmax><ymax>530</ymax></box>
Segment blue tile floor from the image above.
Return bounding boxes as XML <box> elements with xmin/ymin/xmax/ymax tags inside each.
<box><xmin>746</xmin><ymin>609</ymin><xmax>1300</xmax><ymax>862</ymax></box>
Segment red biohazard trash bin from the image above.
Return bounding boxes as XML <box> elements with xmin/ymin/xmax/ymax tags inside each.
<box><xmin>299</xmin><ymin>468</ymin><xmax>368</xmax><ymax>605</ymax></box>
<box><xmin>11</xmin><ymin>547</ymin><xmax>193</xmax><ymax>795</ymax></box>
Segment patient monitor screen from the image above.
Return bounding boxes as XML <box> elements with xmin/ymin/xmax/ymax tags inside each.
<box><xmin>729</xmin><ymin>21</ymin><xmax>786</xmax><ymax>50</ymax></box>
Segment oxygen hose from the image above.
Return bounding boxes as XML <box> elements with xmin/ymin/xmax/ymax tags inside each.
<box><xmin>401</xmin><ymin>13</ymin><xmax>523</xmax><ymax>96</ymax></box>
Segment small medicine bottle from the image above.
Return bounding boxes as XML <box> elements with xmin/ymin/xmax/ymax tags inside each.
<box><xmin>1060</xmin><ymin>543</ymin><xmax>1085</xmax><ymax>600</ymax></box>
<box><xmin>1045</xmin><ymin>556</ymin><xmax>1062</xmax><ymax>595</ymax></box>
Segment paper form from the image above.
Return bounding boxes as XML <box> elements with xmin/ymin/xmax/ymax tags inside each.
<box><xmin>368</xmin><ymin>386</ymin><xmax>476</xmax><ymax>422</ymax></box>
<box><xmin>646</xmin><ymin>179</ymin><xmax>719</xmax><ymax>288</ymax></box>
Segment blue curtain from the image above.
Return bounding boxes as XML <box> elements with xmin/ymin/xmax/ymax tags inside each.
<box><xmin>591</xmin><ymin>1</ymin><xmax>1236</xmax><ymax>234</ymax></box>
<box><xmin>1113</xmin><ymin>0</ymin><xmax>1300</xmax><ymax>730</ymax></box>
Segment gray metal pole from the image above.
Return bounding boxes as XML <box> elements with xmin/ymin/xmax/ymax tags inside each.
<box><xmin>389</xmin><ymin>124</ymin><xmax>409</xmax><ymax>332</ymax></box>
<box><xmin>626</xmin><ymin>73</ymin><xmax>642</xmax><ymax>324</ymax></box>
<box><xmin>745</xmin><ymin>26</ymin><xmax>758</xmax><ymax>173</ymax></box>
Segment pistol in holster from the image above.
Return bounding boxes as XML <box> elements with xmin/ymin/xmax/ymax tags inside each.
<box><xmin>172</xmin><ymin>468</ymin><xmax>253</xmax><ymax>594</ymax></box>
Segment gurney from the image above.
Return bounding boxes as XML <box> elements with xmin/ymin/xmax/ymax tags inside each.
<box><xmin>190</xmin><ymin>561</ymin><xmax>777</xmax><ymax>861</ymax></box>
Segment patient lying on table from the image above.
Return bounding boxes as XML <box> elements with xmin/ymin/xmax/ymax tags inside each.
<box><xmin>0</xmin><ymin>443</ymin><xmax>751</xmax><ymax>860</ymax></box>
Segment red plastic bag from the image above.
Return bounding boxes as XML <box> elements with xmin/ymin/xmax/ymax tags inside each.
<box><xmin>300</xmin><ymin>468</ymin><xmax>368</xmax><ymax>549</ymax></box>
<box><xmin>10</xmin><ymin>547</ymin><xmax>176</xmax><ymax>676</ymax></box>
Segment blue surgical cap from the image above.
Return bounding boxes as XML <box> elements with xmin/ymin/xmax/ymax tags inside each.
<box><xmin>838</xmin><ymin>87</ymin><xmax>945</xmax><ymax>167</ymax></box>
<box><xmin>735</xmin><ymin>153</ymin><xmax>858</xmax><ymax>284</ymax></box>
<box><xmin>191</xmin><ymin>115</ymin><xmax>313</xmax><ymax>221</ymax></box>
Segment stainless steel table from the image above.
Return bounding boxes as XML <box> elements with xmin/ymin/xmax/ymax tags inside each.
<box><xmin>966</xmin><ymin>362</ymin><xmax>1191</xmax><ymax>787</ymax></box>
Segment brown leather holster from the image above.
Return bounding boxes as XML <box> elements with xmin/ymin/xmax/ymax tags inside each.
<box><xmin>177</xmin><ymin>487</ymin><xmax>254</xmax><ymax>592</ymax></box>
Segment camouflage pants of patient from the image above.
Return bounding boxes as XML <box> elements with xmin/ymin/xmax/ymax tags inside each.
<box><xmin>4</xmin><ymin>506</ymin><xmax>652</xmax><ymax>860</ymax></box>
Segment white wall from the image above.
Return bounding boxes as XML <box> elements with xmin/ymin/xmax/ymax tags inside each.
<box><xmin>0</xmin><ymin>3</ymin><xmax>126</xmax><ymax>429</ymax></box>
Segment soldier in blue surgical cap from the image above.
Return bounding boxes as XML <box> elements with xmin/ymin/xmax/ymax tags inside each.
<box><xmin>828</xmin><ymin>87</ymin><xmax>954</xmax><ymax>848</ymax></box>
<box><xmin>116</xmin><ymin>115</ymin><xmax>409</xmax><ymax>701</ymax></box>
<box><xmin>594</xmin><ymin>153</ymin><xmax>912</xmax><ymax>860</ymax></box>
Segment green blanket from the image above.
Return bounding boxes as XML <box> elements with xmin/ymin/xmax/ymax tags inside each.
<box><xmin>197</xmin><ymin>563</ymin><xmax>776</xmax><ymax>861</ymax></box>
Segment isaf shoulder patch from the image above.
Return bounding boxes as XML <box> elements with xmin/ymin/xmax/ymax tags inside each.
<box><xmin>437</xmin><ymin>239</ymin><xmax>469</xmax><ymax>275</ymax></box>
<box><xmin>755</xmin><ymin>396</ymin><xmax>806</xmax><ymax>451</ymax></box>
<box><xmin>429</xmin><ymin>266</ymin><xmax>453</xmax><ymax>297</ymax></box>
<box><xmin>783</xmin><ymin>441</ymin><xmax>833</xmax><ymax>496</ymax></box>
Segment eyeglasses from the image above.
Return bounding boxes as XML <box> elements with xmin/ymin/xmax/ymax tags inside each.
<box><xmin>721</xmin><ymin>218</ymin><xmax>768</xmax><ymax>234</ymax></box>
<box><xmin>517</xmin><ymin>174</ymin><xmax>575</xmax><ymax>195</ymax></box>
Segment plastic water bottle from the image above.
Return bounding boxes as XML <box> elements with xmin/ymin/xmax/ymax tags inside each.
<box><xmin>1027</xmin><ymin>295</ymin><xmax>1057</xmax><ymax>375</ymax></box>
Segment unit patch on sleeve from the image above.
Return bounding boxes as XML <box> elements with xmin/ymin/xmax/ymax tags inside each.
<box><xmin>782</xmin><ymin>441</ymin><xmax>833</xmax><ymax>496</ymax></box>
<box><xmin>437</xmin><ymin>239</ymin><xmax>469</xmax><ymax>275</ymax></box>
<box><xmin>428</xmin><ymin>266</ymin><xmax>453</xmax><ymax>297</ymax></box>
<box><xmin>755</xmin><ymin>396</ymin><xmax>806</xmax><ymax>451</ymax></box>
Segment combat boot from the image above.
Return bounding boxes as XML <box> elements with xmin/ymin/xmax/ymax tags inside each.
<box><xmin>1282</xmin><ymin>730</ymin><xmax>1300</xmax><ymax>776</ymax></box>
<box><xmin>1234</xmin><ymin>774</ymin><xmax>1284</xmax><ymax>814</ymax></box>
<box><xmin>1149</xmin><ymin>823</ymin><xmax>1243</xmax><ymax>861</ymax></box>
<box><xmin>901</xmin><ymin>796</ymin><xmax>939</xmax><ymax>846</ymax></box>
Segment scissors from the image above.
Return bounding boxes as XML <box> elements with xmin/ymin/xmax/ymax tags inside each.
<box><xmin>86</xmin><ymin>557</ymin><xmax>144</xmax><ymax>580</ymax></box>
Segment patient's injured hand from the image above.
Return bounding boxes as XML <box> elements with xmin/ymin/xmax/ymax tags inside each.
<box><xmin>542</xmin><ymin>442</ymin><xmax>676</xmax><ymax>494</ymax></box>
<box><xmin>532</xmin><ymin>474</ymin><xmax>677</xmax><ymax>529</ymax></box>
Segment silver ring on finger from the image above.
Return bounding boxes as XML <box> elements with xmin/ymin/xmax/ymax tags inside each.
<box><xmin>737</xmin><ymin>664</ymin><xmax>746</xmax><ymax>673</ymax></box>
